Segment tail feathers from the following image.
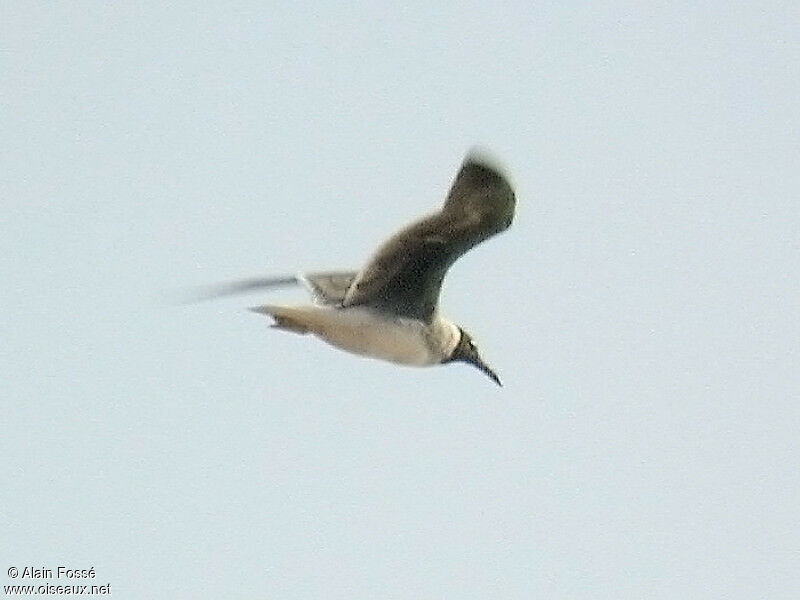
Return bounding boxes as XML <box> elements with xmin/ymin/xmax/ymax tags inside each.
<box><xmin>249</xmin><ymin>305</ymin><xmax>309</xmax><ymax>334</ymax></box>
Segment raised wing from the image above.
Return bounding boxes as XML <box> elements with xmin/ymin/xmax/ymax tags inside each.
<box><xmin>343</xmin><ymin>152</ymin><xmax>515</xmax><ymax>321</ymax></box>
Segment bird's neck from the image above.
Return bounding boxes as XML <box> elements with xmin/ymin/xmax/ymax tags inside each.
<box><xmin>428</xmin><ymin>316</ymin><xmax>461</xmax><ymax>360</ymax></box>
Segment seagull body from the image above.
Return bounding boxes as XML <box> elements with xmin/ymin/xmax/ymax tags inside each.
<box><xmin>196</xmin><ymin>151</ymin><xmax>516</xmax><ymax>385</ymax></box>
<box><xmin>252</xmin><ymin>303</ymin><xmax>460</xmax><ymax>367</ymax></box>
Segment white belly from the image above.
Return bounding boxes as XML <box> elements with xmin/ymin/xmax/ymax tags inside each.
<box><xmin>264</xmin><ymin>305</ymin><xmax>452</xmax><ymax>366</ymax></box>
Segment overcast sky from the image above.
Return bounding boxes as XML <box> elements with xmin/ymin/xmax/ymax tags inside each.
<box><xmin>2</xmin><ymin>2</ymin><xmax>799</xmax><ymax>599</ymax></box>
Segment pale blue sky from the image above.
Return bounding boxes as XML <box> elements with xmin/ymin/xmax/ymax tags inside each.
<box><xmin>2</xmin><ymin>2</ymin><xmax>799</xmax><ymax>598</ymax></box>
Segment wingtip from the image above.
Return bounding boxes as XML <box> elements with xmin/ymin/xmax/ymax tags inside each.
<box><xmin>178</xmin><ymin>276</ymin><xmax>300</xmax><ymax>304</ymax></box>
<box><xmin>458</xmin><ymin>148</ymin><xmax>514</xmax><ymax>193</ymax></box>
<box><xmin>463</xmin><ymin>147</ymin><xmax>506</xmax><ymax>173</ymax></box>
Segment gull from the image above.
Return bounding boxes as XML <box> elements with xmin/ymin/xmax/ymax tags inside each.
<box><xmin>194</xmin><ymin>151</ymin><xmax>516</xmax><ymax>385</ymax></box>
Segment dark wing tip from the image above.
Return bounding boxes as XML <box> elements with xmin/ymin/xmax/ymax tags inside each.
<box><xmin>462</xmin><ymin>147</ymin><xmax>509</xmax><ymax>178</ymax></box>
<box><xmin>445</xmin><ymin>149</ymin><xmax>514</xmax><ymax>205</ymax></box>
<box><xmin>443</xmin><ymin>149</ymin><xmax>516</xmax><ymax>236</ymax></box>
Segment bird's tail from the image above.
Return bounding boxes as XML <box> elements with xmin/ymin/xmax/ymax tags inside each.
<box><xmin>248</xmin><ymin>304</ymin><xmax>310</xmax><ymax>334</ymax></box>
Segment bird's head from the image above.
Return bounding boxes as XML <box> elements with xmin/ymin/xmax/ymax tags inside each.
<box><xmin>445</xmin><ymin>328</ymin><xmax>501</xmax><ymax>386</ymax></box>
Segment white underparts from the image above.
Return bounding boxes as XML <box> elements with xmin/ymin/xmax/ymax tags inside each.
<box><xmin>256</xmin><ymin>304</ymin><xmax>460</xmax><ymax>366</ymax></box>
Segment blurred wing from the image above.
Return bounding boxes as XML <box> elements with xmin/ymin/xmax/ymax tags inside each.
<box><xmin>343</xmin><ymin>153</ymin><xmax>515</xmax><ymax>321</ymax></box>
<box><xmin>184</xmin><ymin>270</ymin><xmax>356</xmax><ymax>306</ymax></box>
<box><xmin>183</xmin><ymin>275</ymin><xmax>298</xmax><ymax>303</ymax></box>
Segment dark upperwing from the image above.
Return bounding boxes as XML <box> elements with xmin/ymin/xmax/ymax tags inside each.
<box><xmin>342</xmin><ymin>152</ymin><xmax>515</xmax><ymax>321</ymax></box>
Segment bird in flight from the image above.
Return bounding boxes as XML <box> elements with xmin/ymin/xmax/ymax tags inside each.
<box><xmin>194</xmin><ymin>151</ymin><xmax>516</xmax><ymax>385</ymax></box>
